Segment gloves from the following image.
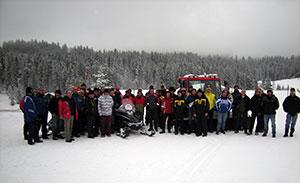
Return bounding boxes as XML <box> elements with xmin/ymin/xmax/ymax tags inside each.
<box><xmin>247</xmin><ymin>110</ymin><xmax>252</xmax><ymax>117</ymax></box>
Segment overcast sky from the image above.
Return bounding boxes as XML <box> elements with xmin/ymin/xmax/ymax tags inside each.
<box><xmin>1</xmin><ymin>0</ymin><xmax>300</xmax><ymax>57</ymax></box>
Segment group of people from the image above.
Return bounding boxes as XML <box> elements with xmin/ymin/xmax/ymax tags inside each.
<box><xmin>20</xmin><ymin>83</ymin><xmax>300</xmax><ymax>145</ymax></box>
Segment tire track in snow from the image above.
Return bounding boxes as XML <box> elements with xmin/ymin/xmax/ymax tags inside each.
<box><xmin>171</xmin><ymin>137</ymin><xmax>221</xmax><ymax>183</ymax></box>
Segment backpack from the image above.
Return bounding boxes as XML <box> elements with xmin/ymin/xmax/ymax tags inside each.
<box><xmin>19</xmin><ymin>97</ymin><xmax>24</xmax><ymax>112</ymax></box>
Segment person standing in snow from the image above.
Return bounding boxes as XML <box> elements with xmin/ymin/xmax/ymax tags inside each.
<box><xmin>192</xmin><ymin>90</ymin><xmax>209</xmax><ymax>137</ymax></box>
<box><xmin>48</xmin><ymin>89</ymin><xmax>64</xmax><ymax>140</ymax></box>
<box><xmin>282</xmin><ymin>88</ymin><xmax>300</xmax><ymax>137</ymax></box>
<box><xmin>231</xmin><ymin>85</ymin><xmax>241</xmax><ymax>133</ymax></box>
<box><xmin>98</xmin><ymin>88</ymin><xmax>114</xmax><ymax>137</ymax></box>
<box><xmin>73</xmin><ymin>88</ymin><xmax>87</xmax><ymax>137</ymax></box>
<box><xmin>160</xmin><ymin>91</ymin><xmax>174</xmax><ymax>133</ymax></box>
<box><xmin>34</xmin><ymin>87</ymin><xmax>49</xmax><ymax>139</ymax></box>
<box><xmin>173</xmin><ymin>91</ymin><xmax>187</xmax><ymax>135</ymax></box>
<box><xmin>133</xmin><ymin>89</ymin><xmax>146</xmax><ymax>122</ymax></box>
<box><xmin>146</xmin><ymin>88</ymin><xmax>159</xmax><ymax>132</ymax></box>
<box><xmin>93</xmin><ymin>88</ymin><xmax>101</xmax><ymax>137</ymax></box>
<box><xmin>204</xmin><ymin>86</ymin><xmax>216</xmax><ymax>132</ymax></box>
<box><xmin>249</xmin><ymin>87</ymin><xmax>265</xmax><ymax>135</ymax></box>
<box><xmin>215</xmin><ymin>90</ymin><xmax>232</xmax><ymax>135</ymax></box>
<box><xmin>85</xmin><ymin>89</ymin><xmax>97</xmax><ymax>138</ymax></box>
<box><xmin>186</xmin><ymin>88</ymin><xmax>197</xmax><ymax>134</ymax></box>
<box><xmin>235</xmin><ymin>90</ymin><xmax>251</xmax><ymax>135</ymax></box>
<box><xmin>23</xmin><ymin>87</ymin><xmax>42</xmax><ymax>145</ymax></box>
<box><xmin>262</xmin><ymin>89</ymin><xmax>279</xmax><ymax>138</ymax></box>
<box><xmin>58</xmin><ymin>90</ymin><xmax>78</xmax><ymax>143</ymax></box>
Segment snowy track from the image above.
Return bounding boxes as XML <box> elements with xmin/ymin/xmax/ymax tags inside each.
<box><xmin>0</xmin><ymin>91</ymin><xmax>300</xmax><ymax>183</ymax></box>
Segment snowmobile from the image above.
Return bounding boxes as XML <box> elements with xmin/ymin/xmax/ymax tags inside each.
<box><xmin>114</xmin><ymin>101</ymin><xmax>155</xmax><ymax>138</ymax></box>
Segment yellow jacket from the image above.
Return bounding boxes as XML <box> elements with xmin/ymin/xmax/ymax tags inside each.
<box><xmin>204</xmin><ymin>91</ymin><xmax>216</xmax><ymax>110</ymax></box>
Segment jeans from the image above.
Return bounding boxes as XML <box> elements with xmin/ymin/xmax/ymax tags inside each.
<box><xmin>217</xmin><ymin>112</ymin><xmax>228</xmax><ymax>132</ymax></box>
<box><xmin>264</xmin><ymin>114</ymin><xmax>276</xmax><ymax>135</ymax></box>
<box><xmin>285</xmin><ymin>113</ymin><xmax>298</xmax><ymax>131</ymax></box>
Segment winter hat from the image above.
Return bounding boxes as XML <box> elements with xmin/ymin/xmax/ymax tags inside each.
<box><xmin>169</xmin><ymin>87</ymin><xmax>175</xmax><ymax>92</ymax></box>
<box><xmin>103</xmin><ymin>88</ymin><xmax>110</xmax><ymax>93</ymax></box>
<box><xmin>197</xmin><ymin>89</ymin><xmax>203</xmax><ymax>94</ymax></box>
<box><xmin>55</xmin><ymin>89</ymin><xmax>62</xmax><ymax>95</ymax></box>
<box><xmin>26</xmin><ymin>87</ymin><xmax>33</xmax><ymax>95</ymax></box>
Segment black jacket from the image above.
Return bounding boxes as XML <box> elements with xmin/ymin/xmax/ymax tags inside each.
<box><xmin>236</xmin><ymin>95</ymin><xmax>251</xmax><ymax>113</ymax></box>
<box><xmin>192</xmin><ymin>96</ymin><xmax>209</xmax><ymax>116</ymax></box>
<box><xmin>48</xmin><ymin>96</ymin><xmax>61</xmax><ymax>115</ymax></box>
<box><xmin>173</xmin><ymin>96</ymin><xmax>187</xmax><ymax>114</ymax></box>
<box><xmin>250</xmin><ymin>94</ymin><xmax>264</xmax><ymax>114</ymax></box>
<box><xmin>146</xmin><ymin>95</ymin><xmax>159</xmax><ymax>111</ymax></box>
<box><xmin>283</xmin><ymin>95</ymin><xmax>300</xmax><ymax>115</ymax></box>
<box><xmin>232</xmin><ymin>90</ymin><xmax>241</xmax><ymax>110</ymax></box>
<box><xmin>85</xmin><ymin>97</ymin><xmax>97</xmax><ymax>116</ymax></box>
<box><xmin>262</xmin><ymin>95</ymin><xmax>279</xmax><ymax>115</ymax></box>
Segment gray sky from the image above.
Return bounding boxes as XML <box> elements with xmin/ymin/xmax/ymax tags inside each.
<box><xmin>1</xmin><ymin>0</ymin><xmax>300</xmax><ymax>57</ymax></box>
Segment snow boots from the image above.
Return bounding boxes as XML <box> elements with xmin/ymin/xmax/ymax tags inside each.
<box><xmin>290</xmin><ymin>128</ymin><xmax>295</xmax><ymax>137</ymax></box>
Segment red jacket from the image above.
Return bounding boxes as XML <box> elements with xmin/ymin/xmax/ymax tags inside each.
<box><xmin>161</xmin><ymin>97</ymin><xmax>173</xmax><ymax>114</ymax></box>
<box><xmin>133</xmin><ymin>96</ymin><xmax>145</xmax><ymax>106</ymax></box>
<box><xmin>58</xmin><ymin>100</ymin><xmax>78</xmax><ymax>120</ymax></box>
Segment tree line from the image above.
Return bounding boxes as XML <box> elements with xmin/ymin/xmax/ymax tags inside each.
<box><xmin>0</xmin><ymin>40</ymin><xmax>299</xmax><ymax>104</ymax></box>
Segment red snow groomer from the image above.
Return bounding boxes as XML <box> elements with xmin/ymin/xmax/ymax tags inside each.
<box><xmin>178</xmin><ymin>74</ymin><xmax>222</xmax><ymax>97</ymax></box>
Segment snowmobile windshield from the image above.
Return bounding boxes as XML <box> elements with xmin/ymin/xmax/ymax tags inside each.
<box><xmin>119</xmin><ymin>102</ymin><xmax>135</xmax><ymax>114</ymax></box>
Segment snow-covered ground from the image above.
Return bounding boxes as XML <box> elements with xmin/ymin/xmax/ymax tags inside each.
<box><xmin>0</xmin><ymin>90</ymin><xmax>299</xmax><ymax>183</ymax></box>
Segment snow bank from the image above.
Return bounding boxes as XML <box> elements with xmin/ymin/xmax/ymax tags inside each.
<box><xmin>0</xmin><ymin>91</ymin><xmax>299</xmax><ymax>183</ymax></box>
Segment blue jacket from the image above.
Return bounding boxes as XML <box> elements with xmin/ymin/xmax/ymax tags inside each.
<box><xmin>73</xmin><ymin>94</ymin><xmax>86</xmax><ymax>112</ymax></box>
<box><xmin>34</xmin><ymin>94</ymin><xmax>48</xmax><ymax>116</ymax></box>
<box><xmin>215</xmin><ymin>96</ymin><xmax>232</xmax><ymax>113</ymax></box>
<box><xmin>24</xmin><ymin>95</ymin><xmax>38</xmax><ymax>123</ymax></box>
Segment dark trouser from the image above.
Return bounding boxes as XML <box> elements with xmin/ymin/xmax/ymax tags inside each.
<box><xmin>23</xmin><ymin>123</ymin><xmax>29</xmax><ymax>140</ymax></box>
<box><xmin>94</xmin><ymin>114</ymin><xmax>100</xmax><ymax>136</ymax></box>
<box><xmin>174</xmin><ymin>113</ymin><xmax>184</xmax><ymax>133</ymax></box>
<box><xmin>237</xmin><ymin>112</ymin><xmax>249</xmax><ymax>133</ymax></box>
<box><xmin>37</xmin><ymin>114</ymin><xmax>48</xmax><ymax>138</ymax></box>
<box><xmin>145</xmin><ymin>110</ymin><xmax>149</xmax><ymax>126</ymax></box>
<box><xmin>100</xmin><ymin>116</ymin><xmax>112</xmax><ymax>136</ymax></box>
<box><xmin>249</xmin><ymin>113</ymin><xmax>264</xmax><ymax>133</ymax></box>
<box><xmin>78</xmin><ymin>111</ymin><xmax>87</xmax><ymax>134</ymax></box>
<box><xmin>207</xmin><ymin>109</ymin><xmax>216</xmax><ymax>132</ymax></box>
<box><xmin>195</xmin><ymin>114</ymin><xmax>208</xmax><ymax>136</ymax></box>
<box><xmin>135</xmin><ymin>111</ymin><xmax>144</xmax><ymax>122</ymax></box>
<box><xmin>187</xmin><ymin>109</ymin><xmax>194</xmax><ymax>133</ymax></box>
<box><xmin>87</xmin><ymin>114</ymin><xmax>95</xmax><ymax>137</ymax></box>
<box><xmin>158</xmin><ymin>111</ymin><xmax>164</xmax><ymax>129</ymax></box>
<box><xmin>285</xmin><ymin>113</ymin><xmax>298</xmax><ymax>135</ymax></box>
<box><xmin>51</xmin><ymin>114</ymin><xmax>63</xmax><ymax>137</ymax></box>
<box><xmin>174</xmin><ymin>113</ymin><xmax>186</xmax><ymax>134</ymax></box>
<box><xmin>233</xmin><ymin>109</ymin><xmax>240</xmax><ymax>131</ymax></box>
<box><xmin>27</xmin><ymin>120</ymin><xmax>39</xmax><ymax>143</ymax></box>
<box><xmin>161</xmin><ymin>113</ymin><xmax>173</xmax><ymax>131</ymax></box>
<box><xmin>72</xmin><ymin>113</ymin><xmax>83</xmax><ymax>136</ymax></box>
<box><xmin>148</xmin><ymin>109</ymin><xmax>159</xmax><ymax>131</ymax></box>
